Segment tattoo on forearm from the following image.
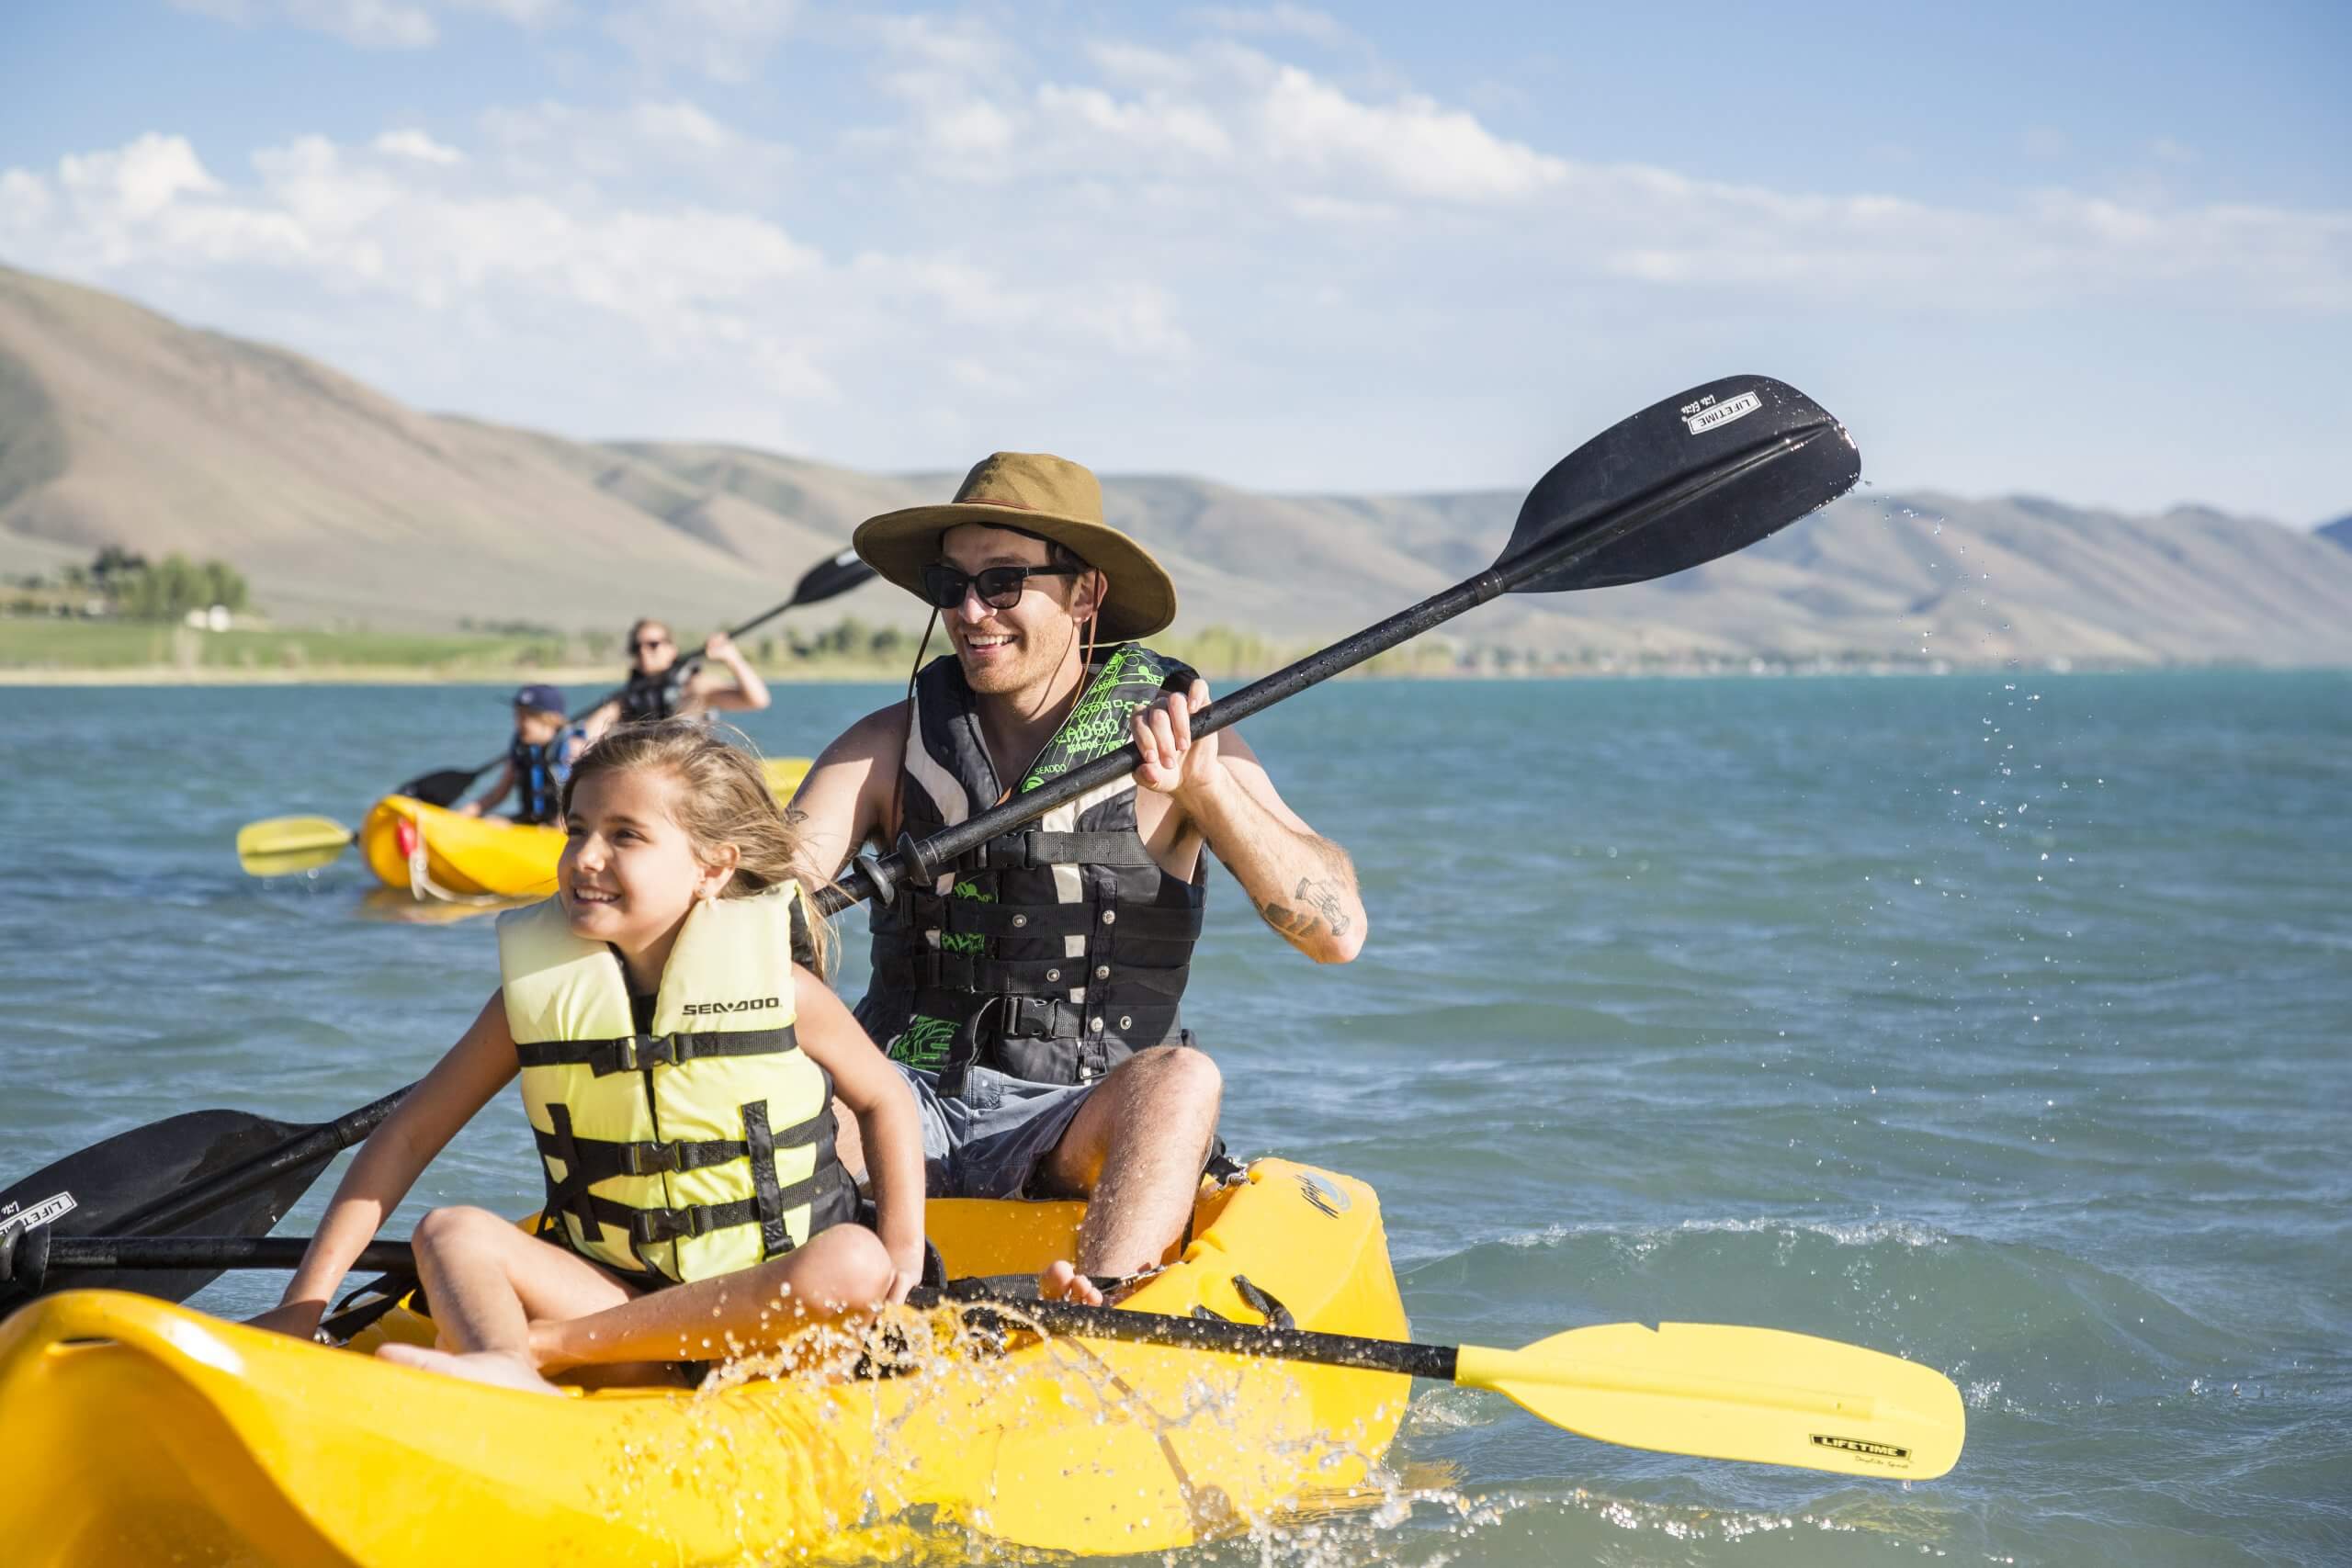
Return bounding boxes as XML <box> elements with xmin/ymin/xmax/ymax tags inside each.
<box><xmin>783</xmin><ymin>806</ymin><xmax>809</xmax><ymax>828</ymax></box>
<box><xmin>1257</xmin><ymin>900</ymin><xmax>1324</xmax><ymax>942</ymax></box>
<box><xmin>1294</xmin><ymin>875</ymin><xmax>1351</xmax><ymax>937</ymax></box>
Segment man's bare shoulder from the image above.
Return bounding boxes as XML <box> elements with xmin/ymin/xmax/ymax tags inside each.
<box><xmin>811</xmin><ymin>700</ymin><xmax>910</xmax><ymax>770</ymax></box>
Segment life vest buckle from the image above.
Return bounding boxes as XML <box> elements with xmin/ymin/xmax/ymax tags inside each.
<box><xmin>628</xmin><ymin>1203</ymin><xmax>718</xmax><ymax>1247</ymax></box>
<box><xmin>605</xmin><ymin>1033</ymin><xmax>674</xmax><ymax>1075</ymax></box>
<box><xmin>619</xmin><ymin>1140</ymin><xmax>682</xmax><ymax>1176</ymax></box>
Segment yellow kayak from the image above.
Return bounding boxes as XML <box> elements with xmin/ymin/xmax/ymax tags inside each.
<box><xmin>0</xmin><ymin>1159</ymin><xmax>1408</xmax><ymax>1564</ymax></box>
<box><xmin>360</xmin><ymin>757</ymin><xmax>812</xmax><ymax>900</ymax></box>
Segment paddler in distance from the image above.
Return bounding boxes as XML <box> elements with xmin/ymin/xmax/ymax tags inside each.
<box><xmin>582</xmin><ymin>616</ymin><xmax>772</xmax><ymax>739</ymax></box>
<box><xmin>788</xmin><ymin>452</ymin><xmax>1367</xmax><ymax>1305</ymax></box>
<box><xmin>457</xmin><ymin>682</ymin><xmax>583</xmax><ymax>824</ymax></box>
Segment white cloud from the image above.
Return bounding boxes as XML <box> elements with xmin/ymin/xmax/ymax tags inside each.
<box><xmin>59</xmin><ymin>134</ymin><xmax>222</xmax><ymax>220</ymax></box>
<box><xmin>372</xmin><ymin>129</ymin><xmax>466</xmax><ymax>164</ymax></box>
<box><xmin>450</xmin><ymin>0</ymin><xmax>566</xmax><ymax>21</ymax></box>
<box><xmin>4</xmin><ymin>26</ymin><xmax>2345</xmax><ymax>508</ymax></box>
<box><xmin>1254</xmin><ymin>64</ymin><xmax>1565</xmax><ymax>201</ymax></box>
<box><xmin>605</xmin><ymin>0</ymin><xmax>797</xmax><ymax>83</ymax></box>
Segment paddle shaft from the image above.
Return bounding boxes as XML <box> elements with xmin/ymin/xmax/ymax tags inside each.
<box><xmin>822</xmin><ymin>430</ymin><xmax>1806</xmax><ymax>916</ymax></box>
<box><xmin>19</xmin><ymin>1234</ymin><xmax>418</xmax><ymax>1279</ymax></box>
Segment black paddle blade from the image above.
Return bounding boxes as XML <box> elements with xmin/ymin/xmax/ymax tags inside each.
<box><xmin>0</xmin><ymin>1111</ymin><xmax>323</xmax><ymax>1307</ymax></box>
<box><xmin>397</xmin><ymin>766</ymin><xmax>485</xmax><ymax>807</ymax></box>
<box><xmin>790</xmin><ymin>547</ymin><xmax>879</xmax><ymax>608</ymax></box>
<box><xmin>1503</xmin><ymin>376</ymin><xmax>1858</xmax><ymax>593</ymax></box>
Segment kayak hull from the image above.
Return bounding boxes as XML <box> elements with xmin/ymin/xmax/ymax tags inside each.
<box><xmin>0</xmin><ymin>1159</ymin><xmax>1408</xmax><ymax>1564</ymax></box>
<box><xmin>359</xmin><ymin>757</ymin><xmax>811</xmax><ymax>899</ymax></box>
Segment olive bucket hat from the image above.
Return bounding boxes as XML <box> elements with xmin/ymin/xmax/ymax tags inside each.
<box><xmin>853</xmin><ymin>452</ymin><xmax>1178</xmax><ymax>643</ymax></box>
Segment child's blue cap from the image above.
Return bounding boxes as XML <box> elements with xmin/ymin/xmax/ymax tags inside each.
<box><xmin>512</xmin><ymin>683</ymin><xmax>566</xmax><ymax>714</ymax></box>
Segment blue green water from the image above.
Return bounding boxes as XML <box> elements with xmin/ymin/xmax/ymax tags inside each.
<box><xmin>2</xmin><ymin>671</ymin><xmax>2346</xmax><ymax>1565</ymax></box>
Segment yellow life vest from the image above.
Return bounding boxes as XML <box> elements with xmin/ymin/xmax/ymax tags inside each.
<box><xmin>496</xmin><ymin>886</ymin><xmax>850</xmax><ymax>1284</ymax></box>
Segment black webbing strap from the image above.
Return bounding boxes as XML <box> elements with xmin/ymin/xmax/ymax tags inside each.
<box><xmin>626</xmin><ymin>1168</ymin><xmax>836</xmax><ymax>1248</ymax></box>
<box><xmin>743</xmin><ymin>1100</ymin><xmax>790</xmax><ymax>1258</ymax></box>
<box><xmin>516</xmin><ymin>1026</ymin><xmax>795</xmax><ymax>1077</ymax></box>
<box><xmin>531</xmin><ymin>1102</ymin><xmax>833</xmax><ymax>1183</ymax></box>
<box><xmin>541</xmin><ymin>1103</ymin><xmax>602</xmax><ymax>1250</ymax></box>
<box><xmin>967</xmin><ymin>830</ymin><xmax>1158</xmax><ymax>870</ymax></box>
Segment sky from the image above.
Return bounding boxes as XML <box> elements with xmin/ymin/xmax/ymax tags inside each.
<box><xmin>1</xmin><ymin>1</ymin><xmax>2346</xmax><ymax>523</ymax></box>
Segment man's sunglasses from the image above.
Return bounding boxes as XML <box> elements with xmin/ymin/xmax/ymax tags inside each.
<box><xmin>920</xmin><ymin>563</ymin><xmax>1081</xmax><ymax>611</ymax></box>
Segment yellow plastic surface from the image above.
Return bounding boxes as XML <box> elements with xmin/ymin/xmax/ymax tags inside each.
<box><xmin>0</xmin><ymin>1159</ymin><xmax>1409</xmax><ymax>1565</ymax></box>
<box><xmin>1455</xmin><ymin>1319</ymin><xmax>1964</xmax><ymax>1480</ymax></box>
<box><xmin>360</xmin><ymin>758</ymin><xmax>812</xmax><ymax>900</ymax></box>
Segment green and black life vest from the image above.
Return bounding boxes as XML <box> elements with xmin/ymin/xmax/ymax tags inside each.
<box><xmin>497</xmin><ymin>886</ymin><xmax>854</xmax><ymax>1284</ymax></box>
<box><xmin>855</xmin><ymin>644</ymin><xmax>1207</xmax><ymax>1090</ymax></box>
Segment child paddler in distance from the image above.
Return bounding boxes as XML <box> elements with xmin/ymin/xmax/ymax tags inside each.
<box><xmin>458</xmin><ymin>682</ymin><xmax>582</xmax><ymax>825</ymax></box>
<box><xmin>248</xmin><ymin>721</ymin><xmax>926</xmax><ymax>1395</ymax></box>
<box><xmin>789</xmin><ymin>452</ymin><xmax>1367</xmax><ymax>1307</ymax></box>
<box><xmin>582</xmin><ymin>617</ymin><xmax>772</xmax><ymax>739</ymax></box>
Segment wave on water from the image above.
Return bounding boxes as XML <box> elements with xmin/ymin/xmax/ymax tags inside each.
<box><xmin>1400</xmin><ymin>1214</ymin><xmax>2291</xmax><ymax>1412</ymax></box>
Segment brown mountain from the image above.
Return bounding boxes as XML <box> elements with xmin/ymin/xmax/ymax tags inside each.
<box><xmin>7</xmin><ymin>263</ymin><xmax>2352</xmax><ymax>666</ymax></box>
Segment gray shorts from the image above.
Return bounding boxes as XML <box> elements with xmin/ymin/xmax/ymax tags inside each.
<box><xmin>897</xmin><ymin>1062</ymin><xmax>1096</xmax><ymax>1201</ymax></box>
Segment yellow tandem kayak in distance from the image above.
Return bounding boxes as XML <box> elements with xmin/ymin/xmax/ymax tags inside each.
<box><xmin>359</xmin><ymin>757</ymin><xmax>812</xmax><ymax>900</ymax></box>
<box><xmin>0</xmin><ymin>1159</ymin><xmax>1410</xmax><ymax>1565</ymax></box>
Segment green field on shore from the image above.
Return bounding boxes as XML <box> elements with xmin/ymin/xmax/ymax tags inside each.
<box><xmin>0</xmin><ymin>616</ymin><xmax>1464</xmax><ymax>682</ymax></box>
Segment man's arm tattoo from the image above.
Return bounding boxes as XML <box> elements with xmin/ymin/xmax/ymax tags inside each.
<box><xmin>1293</xmin><ymin>875</ymin><xmax>1351</xmax><ymax>938</ymax></box>
<box><xmin>1257</xmin><ymin>899</ymin><xmax>1325</xmax><ymax>941</ymax></box>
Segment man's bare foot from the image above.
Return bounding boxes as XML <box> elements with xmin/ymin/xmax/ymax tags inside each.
<box><xmin>1037</xmin><ymin>1260</ymin><xmax>1107</xmax><ymax>1306</ymax></box>
<box><xmin>377</xmin><ymin>1341</ymin><xmax>563</xmax><ymax>1395</ymax></box>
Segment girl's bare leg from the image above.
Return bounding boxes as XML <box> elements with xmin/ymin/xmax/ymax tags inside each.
<box><xmin>529</xmin><ymin>1224</ymin><xmax>896</xmax><ymax>1374</ymax></box>
<box><xmin>376</xmin><ymin>1205</ymin><xmax>639</xmax><ymax>1395</ymax></box>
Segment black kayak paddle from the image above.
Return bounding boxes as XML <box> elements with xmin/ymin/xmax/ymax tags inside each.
<box><xmin>824</xmin><ymin>374</ymin><xmax>1855</xmax><ymax>913</ymax></box>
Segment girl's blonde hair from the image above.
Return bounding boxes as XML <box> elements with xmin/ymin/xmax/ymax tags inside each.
<box><xmin>560</xmin><ymin>718</ymin><xmax>833</xmax><ymax>975</ymax></box>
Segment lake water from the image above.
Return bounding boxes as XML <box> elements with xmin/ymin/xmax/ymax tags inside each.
<box><xmin>1</xmin><ymin>671</ymin><xmax>2346</xmax><ymax>1566</ymax></box>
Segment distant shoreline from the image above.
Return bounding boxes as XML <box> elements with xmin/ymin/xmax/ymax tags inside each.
<box><xmin>3</xmin><ymin>660</ymin><xmax>2325</xmax><ymax>689</ymax></box>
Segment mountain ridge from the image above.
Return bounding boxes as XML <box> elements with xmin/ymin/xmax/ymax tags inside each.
<box><xmin>6</xmin><ymin>262</ymin><xmax>2351</xmax><ymax>667</ymax></box>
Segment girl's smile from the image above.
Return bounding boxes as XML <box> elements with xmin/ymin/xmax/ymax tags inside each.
<box><xmin>559</xmin><ymin>767</ymin><xmax>733</xmax><ymax>986</ymax></box>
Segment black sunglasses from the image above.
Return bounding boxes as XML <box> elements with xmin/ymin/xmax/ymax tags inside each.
<box><xmin>920</xmin><ymin>563</ymin><xmax>1081</xmax><ymax>611</ymax></box>
<box><xmin>630</xmin><ymin>637</ymin><xmax>669</xmax><ymax>651</ymax></box>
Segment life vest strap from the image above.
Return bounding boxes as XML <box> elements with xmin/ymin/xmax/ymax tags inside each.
<box><xmin>530</xmin><ymin>1105</ymin><xmax>831</xmax><ymax>1180</ymax></box>
<box><xmin>932</xmin><ymin>899</ymin><xmax>1096</xmax><ymax>939</ymax></box>
<box><xmin>908</xmin><ymin>894</ymin><xmax>1204</xmax><ymax>944</ymax></box>
<box><xmin>967</xmin><ymin>829</ymin><xmax>1160</xmax><ymax>871</ymax></box>
<box><xmin>516</xmin><ymin>1026</ymin><xmax>796</xmax><ymax>1078</ymax></box>
<box><xmin>541</xmin><ymin>1102</ymin><xmax>605</xmax><ymax>1249</ymax></box>
<box><xmin>625</xmin><ymin>1167</ymin><xmax>844</xmax><ymax>1248</ymax></box>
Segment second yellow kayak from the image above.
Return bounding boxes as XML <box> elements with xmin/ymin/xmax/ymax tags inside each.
<box><xmin>360</xmin><ymin>756</ymin><xmax>811</xmax><ymax>899</ymax></box>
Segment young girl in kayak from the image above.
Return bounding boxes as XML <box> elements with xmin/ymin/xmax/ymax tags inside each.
<box><xmin>253</xmin><ymin>721</ymin><xmax>925</xmax><ymax>1395</ymax></box>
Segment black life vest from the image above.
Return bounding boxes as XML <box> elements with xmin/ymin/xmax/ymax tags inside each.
<box><xmin>508</xmin><ymin>735</ymin><xmax>565</xmax><ymax>825</ymax></box>
<box><xmin>854</xmin><ymin>644</ymin><xmax>1206</xmax><ymax>1089</ymax></box>
<box><xmin>620</xmin><ymin>666</ymin><xmax>687</xmax><ymax>723</ymax></box>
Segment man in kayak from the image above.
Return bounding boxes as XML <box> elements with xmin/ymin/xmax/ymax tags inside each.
<box><xmin>789</xmin><ymin>452</ymin><xmax>1366</xmax><ymax>1303</ymax></box>
<box><xmin>582</xmin><ymin>618</ymin><xmax>771</xmax><ymax>736</ymax></box>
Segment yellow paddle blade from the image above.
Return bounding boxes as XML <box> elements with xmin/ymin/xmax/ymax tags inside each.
<box><xmin>1454</xmin><ymin>1321</ymin><xmax>1964</xmax><ymax>1480</ymax></box>
<box><xmin>235</xmin><ymin>816</ymin><xmax>354</xmax><ymax>877</ymax></box>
